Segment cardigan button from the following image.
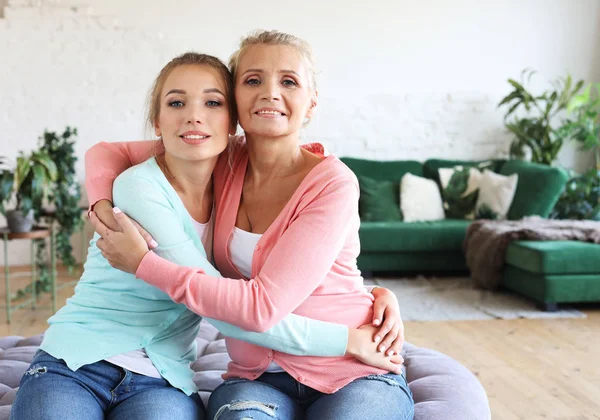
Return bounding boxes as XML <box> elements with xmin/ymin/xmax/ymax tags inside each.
<box><xmin>268</xmin><ymin>351</ymin><xmax>273</xmax><ymax>358</ymax></box>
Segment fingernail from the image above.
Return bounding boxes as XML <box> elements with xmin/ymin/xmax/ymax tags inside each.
<box><xmin>379</xmin><ymin>345</ymin><xmax>386</xmax><ymax>353</ymax></box>
<box><xmin>113</xmin><ymin>207</ymin><xmax>122</xmax><ymax>214</ymax></box>
<box><xmin>388</xmin><ymin>350</ymin><xmax>395</xmax><ymax>356</ymax></box>
<box><xmin>373</xmin><ymin>319</ymin><xmax>380</xmax><ymax>326</ymax></box>
<box><xmin>374</xmin><ymin>336</ymin><xmax>381</xmax><ymax>343</ymax></box>
<box><xmin>149</xmin><ymin>240</ymin><xmax>158</xmax><ymax>249</ymax></box>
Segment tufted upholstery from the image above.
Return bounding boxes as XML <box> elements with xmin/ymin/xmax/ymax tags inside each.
<box><xmin>0</xmin><ymin>321</ymin><xmax>490</xmax><ymax>419</ymax></box>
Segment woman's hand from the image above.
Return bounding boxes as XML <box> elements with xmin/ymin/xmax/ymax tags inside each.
<box><xmin>346</xmin><ymin>325</ymin><xmax>404</xmax><ymax>375</ymax></box>
<box><xmin>91</xmin><ymin>200</ymin><xmax>158</xmax><ymax>248</ymax></box>
<box><xmin>89</xmin><ymin>207</ymin><xmax>152</xmax><ymax>274</ymax></box>
<box><xmin>371</xmin><ymin>287</ymin><xmax>404</xmax><ymax>357</ymax></box>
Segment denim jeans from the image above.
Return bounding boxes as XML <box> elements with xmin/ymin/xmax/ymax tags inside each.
<box><xmin>10</xmin><ymin>350</ymin><xmax>205</xmax><ymax>420</ymax></box>
<box><xmin>207</xmin><ymin>371</ymin><xmax>414</xmax><ymax>420</ymax></box>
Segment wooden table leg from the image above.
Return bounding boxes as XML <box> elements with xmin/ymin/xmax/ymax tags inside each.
<box><xmin>4</xmin><ymin>233</ymin><xmax>10</xmax><ymax>324</ymax></box>
<box><xmin>31</xmin><ymin>239</ymin><xmax>36</xmax><ymax>309</ymax></box>
<box><xmin>51</xmin><ymin>225</ymin><xmax>56</xmax><ymax>314</ymax></box>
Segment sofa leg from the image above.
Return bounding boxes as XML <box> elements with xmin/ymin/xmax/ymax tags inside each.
<box><xmin>537</xmin><ymin>302</ymin><xmax>558</xmax><ymax>312</ymax></box>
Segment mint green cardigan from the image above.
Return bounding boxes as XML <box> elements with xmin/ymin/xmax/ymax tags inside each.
<box><xmin>40</xmin><ymin>157</ymin><xmax>348</xmax><ymax>395</ymax></box>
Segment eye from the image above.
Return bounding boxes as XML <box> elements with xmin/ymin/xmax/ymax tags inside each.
<box><xmin>168</xmin><ymin>100</ymin><xmax>184</xmax><ymax>108</ymax></box>
<box><xmin>245</xmin><ymin>78</ymin><xmax>260</xmax><ymax>85</ymax></box>
<box><xmin>282</xmin><ymin>79</ymin><xmax>297</xmax><ymax>87</ymax></box>
<box><xmin>206</xmin><ymin>100</ymin><xmax>221</xmax><ymax>107</ymax></box>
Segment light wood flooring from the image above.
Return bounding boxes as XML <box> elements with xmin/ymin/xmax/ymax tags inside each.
<box><xmin>1</xmin><ymin>267</ymin><xmax>599</xmax><ymax>419</ymax></box>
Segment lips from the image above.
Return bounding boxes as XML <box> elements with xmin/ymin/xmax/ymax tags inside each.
<box><xmin>180</xmin><ymin>131</ymin><xmax>210</xmax><ymax>145</ymax></box>
<box><xmin>255</xmin><ymin>108</ymin><xmax>286</xmax><ymax>117</ymax></box>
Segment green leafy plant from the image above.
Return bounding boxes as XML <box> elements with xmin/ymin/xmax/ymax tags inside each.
<box><xmin>0</xmin><ymin>151</ymin><xmax>58</xmax><ymax>216</ymax></box>
<box><xmin>559</xmin><ymin>83</ymin><xmax>600</xmax><ymax>167</ymax></box>
<box><xmin>0</xmin><ymin>157</ymin><xmax>14</xmax><ymax>215</ymax></box>
<box><xmin>3</xmin><ymin>127</ymin><xmax>83</xmax><ymax>299</ymax></box>
<box><xmin>0</xmin><ymin>151</ymin><xmax>57</xmax><ymax>299</ymax></box>
<box><xmin>550</xmin><ymin>169</ymin><xmax>600</xmax><ymax>220</ymax></box>
<box><xmin>498</xmin><ymin>69</ymin><xmax>585</xmax><ymax>165</ymax></box>
<box><xmin>38</xmin><ymin>127</ymin><xmax>83</xmax><ymax>272</ymax></box>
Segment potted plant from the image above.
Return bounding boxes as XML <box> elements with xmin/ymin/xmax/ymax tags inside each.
<box><xmin>560</xmin><ymin>83</ymin><xmax>600</xmax><ymax>167</ymax></box>
<box><xmin>0</xmin><ymin>150</ymin><xmax>57</xmax><ymax>232</ymax></box>
<box><xmin>498</xmin><ymin>69</ymin><xmax>585</xmax><ymax>165</ymax></box>
<box><xmin>38</xmin><ymin>127</ymin><xmax>83</xmax><ymax>272</ymax></box>
<box><xmin>549</xmin><ymin>83</ymin><xmax>600</xmax><ymax>220</ymax></box>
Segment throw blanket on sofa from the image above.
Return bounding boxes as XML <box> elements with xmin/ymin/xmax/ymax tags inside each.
<box><xmin>463</xmin><ymin>216</ymin><xmax>600</xmax><ymax>290</ymax></box>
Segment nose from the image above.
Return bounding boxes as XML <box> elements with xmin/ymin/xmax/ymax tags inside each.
<box><xmin>261</xmin><ymin>79</ymin><xmax>281</xmax><ymax>101</ymax></box>
<box><xmin>186</xmin><ymin>103</ymin><xmax>205</xmax><ymax>124</ymax></box>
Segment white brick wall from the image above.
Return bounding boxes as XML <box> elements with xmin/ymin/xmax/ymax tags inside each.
<box><xmin>1</xmin><ymin>0</ymin><xmax>600</xmax><ymax>265</ymax></box>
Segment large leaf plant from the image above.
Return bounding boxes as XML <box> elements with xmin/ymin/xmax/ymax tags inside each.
<box><xmin>498</xmin><ymin>69</ymin><xmax>585</xmax><ymax>165</ymax></box>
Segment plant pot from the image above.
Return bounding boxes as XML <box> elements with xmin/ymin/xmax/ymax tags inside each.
<box><xmin>6</xmin><ymin>209</ymin><xmax>34</xmax><ymax>233</ymax></box>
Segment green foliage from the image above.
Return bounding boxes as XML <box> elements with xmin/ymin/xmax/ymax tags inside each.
<box><xmin>0</xmin><ymin>157</ymin><xmax>14</xmax><ymax>215</ymax></box>
<box><xmin>559</xmin><ymin>83</ymin><xmax>600</xmax><ymax>166</ymax></box>
<box><xmin>38</xmin><ymin>127</ymin><xmax>83</xmax><ymax>272</ymax></box>
<box><xmin>3</xmin><ymin>127</ymin><xmax>83</xmax><ymax>299</ymax></box>
<box><xmin>550</xmin><ymin>169</ymin><xmax>600</xmax><ymax>220</ymax></box>
<box><xmin>0</xmin><ymin>150</ymin><xmax>58</xmax><ymax>217</ymax></box>
<box><xmin>498</xmin><ymin>69</ymin><xmax>585</xmax><ymax>165</ymax></box>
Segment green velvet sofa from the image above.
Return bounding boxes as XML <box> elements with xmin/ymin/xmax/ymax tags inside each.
<box><xmin>341</xmin><ymin>157</ymin><xmax>600</xmax><ymax>309</ymax></box>
<box><xmin>340</xmin><ymin>157</ymin><xmax>568</xmax><ymax>274</ymax></box>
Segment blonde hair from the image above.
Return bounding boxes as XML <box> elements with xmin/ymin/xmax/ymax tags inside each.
<box><xmin>146</xmin><ymin>52</ymin><xmax>237</xmax><ymax>134</ymax></box>
<box><xmin>228</xmin><ymin>30</ymin><xmax>317</xmax><ymax>91</ymax></box>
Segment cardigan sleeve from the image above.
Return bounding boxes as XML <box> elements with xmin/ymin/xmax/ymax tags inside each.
<box><xmin>135</xmin><ymin>178</ymin><xmax>360</xmax><ymax>333</ymax></box>
<box><xmin>113</xmin><ymin>171</ymin><xmax>348</xmax><ymax>357</ymax></box>
<box><xmin>85</xmin><ymin>140</ymin><xmax>159</xmax><ymax>212</ymax></box>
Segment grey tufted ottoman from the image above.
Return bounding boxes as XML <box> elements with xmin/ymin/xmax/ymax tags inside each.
<box><xmin>0</xmin><ymin>321</ymin><xmax>490</xmax><ymax>419</ymax></box>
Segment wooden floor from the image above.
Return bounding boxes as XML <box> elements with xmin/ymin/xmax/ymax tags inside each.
<box><xmin>1</xmin><ymin>268</ymin><xmax>599</xmax><ymax>419</ymax></box>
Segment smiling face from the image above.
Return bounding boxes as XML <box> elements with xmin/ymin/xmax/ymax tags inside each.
<box><xmin>155</xmin><ymin>64</ymin><xmax>232</xmax><ymax>163</ymax></box>
<box><xmin>234</xmin><ymin>44</ymin><xmax>317</xmax><ymax>140</ymax></box>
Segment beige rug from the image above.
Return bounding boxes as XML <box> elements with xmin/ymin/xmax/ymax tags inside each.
<box><xmin>368</xmin><ymin>276</ymin><xmax>587</xmax><ymax>321</ymax></box>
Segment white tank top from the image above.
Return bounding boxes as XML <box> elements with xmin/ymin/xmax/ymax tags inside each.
<box><xmin>104</xmin><ymin>211</ymin><xmax>214</xmax><ymax>377</ymax></box>
<box><xmin>230</xmin><ymin>226</ymin><xmax>284</xmax><ymax>373</ymax></box>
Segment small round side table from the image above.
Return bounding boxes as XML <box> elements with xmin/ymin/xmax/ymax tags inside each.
<box><xmin>1</xmin><ymin>226</ymin><xmax>56</xmax><ymax>324</ymax></box>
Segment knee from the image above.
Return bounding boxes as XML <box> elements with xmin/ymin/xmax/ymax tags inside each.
<box><xmin>213</xmin><ymin>400</ymin><xmax>278</xmax><ymax>420</ymax></box>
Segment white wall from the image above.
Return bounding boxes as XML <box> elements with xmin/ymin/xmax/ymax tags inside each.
<box><xmin>1</xmin><ymin>0</ymin><xmax>600</xmax><ymax>265</ymax></box>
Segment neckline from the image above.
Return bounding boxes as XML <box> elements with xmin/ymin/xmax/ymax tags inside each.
<box><xmin>233</xmin><ymin>226</ymin><xmax>263</xmax><ymax>237</ymax></box>
<box><xmin>232</xmin><ymin>153</ymin><xmax>336</xmax><ymax>240</ymax></box>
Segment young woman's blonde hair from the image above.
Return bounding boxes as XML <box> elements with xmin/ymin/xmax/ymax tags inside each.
<box><xmin>228</xmin><ymin>30</ymin><xmax>318</xmax><ymax>91</ymax></box>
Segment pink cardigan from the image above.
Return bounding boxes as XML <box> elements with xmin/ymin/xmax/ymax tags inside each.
<box><xmin>85</xmin><ymin>138</ymin><xmax>385</xmax><ymax>393</ymax></box>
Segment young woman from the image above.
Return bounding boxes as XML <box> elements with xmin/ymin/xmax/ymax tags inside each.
<box><xmin>10</xmin><ymin>52</ymin><xmax>400</xmax><ymax>420</ymax></box>
<box><xmin>87</xmin><ymin>31</ymin><xmax>413</xmax><ymax>419</ymax></box>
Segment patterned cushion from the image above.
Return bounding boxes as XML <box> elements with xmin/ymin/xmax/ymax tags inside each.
<box><xmin>0</xmin><ymin>321</ymin><xmax>490</xmax><ymax>420</ymax></box>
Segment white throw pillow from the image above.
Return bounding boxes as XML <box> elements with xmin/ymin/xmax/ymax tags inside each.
<box><xmin>475</xmin><ymin>169</ymin><xmax>518</xmax><ymax>219</ymax></box>
<box><xmin>400</xmin><ymin>173</ymin><xmax>446</xmax><ymax>222</ymax></box>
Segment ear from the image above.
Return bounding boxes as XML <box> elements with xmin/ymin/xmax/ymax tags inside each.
<box><xmin>306</xmin><ymin>89</ymin><xmax>318</xmax><ymax>119</ymax></box>
<box><xmin>229</xmin><ymin>122</ymin><xmax>238</xmax><ymax>136</ymax></box>
<box><xmin>154</xmin><ymin>121</ymin><xmax>161</xmax><ymax>137</ymax></box>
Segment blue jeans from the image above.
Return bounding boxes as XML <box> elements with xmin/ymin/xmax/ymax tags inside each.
<box><xmin>10</xmin><ymin>350</ymin><xmax>205</xmax><ymax>420</ymax></box>
<box><xmin>207</xmin><ymin>371</ymin><xmax>414</xmax><ymax>420</ymax></box>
